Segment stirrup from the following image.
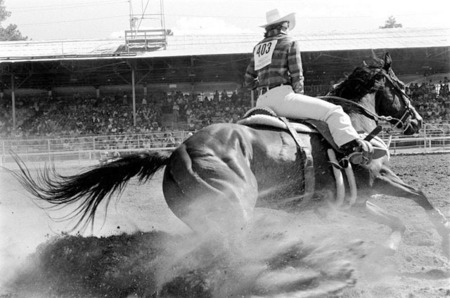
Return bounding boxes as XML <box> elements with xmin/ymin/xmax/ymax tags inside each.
<box><xmin>340</xmin><ymin>152</ymin><xmax>370</xmax><ymax>166</ymax></box>
<box><xmin>339</xmin><ymin>147</ymin><xmax>387</xmax><ymax>167</ymax></box>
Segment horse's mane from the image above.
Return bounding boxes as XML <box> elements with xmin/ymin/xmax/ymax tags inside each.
<box><xmin>329</xmin><ymin>66</ymin><xmax>384</xmax><ymax>100</ymax></box>
<box><xmin>325</xmin><ymin>64</ymin><xmax>385</xmax><ymax>114</ymax></box>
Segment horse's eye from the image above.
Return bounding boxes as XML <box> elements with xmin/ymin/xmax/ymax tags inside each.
<box><xmin>374</xmin><ymin>74</ymin><xmax>384</xmax><ymax>81</ymax></box>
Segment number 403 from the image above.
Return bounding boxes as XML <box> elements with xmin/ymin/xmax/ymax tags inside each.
<box><xmin>256</xmin><ymin>43</ymin><xmax>272</xmax><ymax>57</ymax></box>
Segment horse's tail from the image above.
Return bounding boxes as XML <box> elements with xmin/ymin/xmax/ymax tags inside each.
<box><xmin>11</xmin><ymin>151</ymin><xmax>171</xmax><ymax>231</ymax></box>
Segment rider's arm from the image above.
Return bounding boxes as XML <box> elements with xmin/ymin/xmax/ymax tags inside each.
<box><xmin>288</xmin><ymin>40</ymin><xmax>304</xmax><ymax>94</ymax></box>
<box><xmin>244</xmin><ymin>55</ymin><xmax>259</xmax><ymax>89</ymax></box>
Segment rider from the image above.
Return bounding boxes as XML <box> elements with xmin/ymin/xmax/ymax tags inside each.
<box><xmin>244</xmin><ymin>9</ymin><xmax>378</xmax><ymax>165</ymax></box>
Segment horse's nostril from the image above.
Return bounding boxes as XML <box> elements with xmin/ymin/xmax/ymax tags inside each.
<box><xmin>410</xmin><ymin>120</ymin><xmax>421</xmax><ymax>132</ymax></box>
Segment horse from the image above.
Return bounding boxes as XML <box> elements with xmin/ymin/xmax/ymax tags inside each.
<box><xmin>11</xmin><ymin>53</ymin><xmax>449</xmax><ymax>259</ymax></box>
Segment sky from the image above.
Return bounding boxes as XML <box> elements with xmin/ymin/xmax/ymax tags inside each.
<box><xmin>3</xmin><ymin>0</ymin><xmax>450</xmax><ymax>41</ymax></box>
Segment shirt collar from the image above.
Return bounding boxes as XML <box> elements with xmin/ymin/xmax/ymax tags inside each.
<box><xmin>265</xmin><ymin>29</ymin><xmax>288</xmax><ymax>38</ymax></box>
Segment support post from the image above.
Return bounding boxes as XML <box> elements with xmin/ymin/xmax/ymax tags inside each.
<box><xmin>11</xmin><ymin>74</ymin><xmax>16</xmax><ymax>132</ymax></box>
<box><xmin>132</xmin><ymin>67</ymin><xmax>136</xmax><ymax>127</ymax></box>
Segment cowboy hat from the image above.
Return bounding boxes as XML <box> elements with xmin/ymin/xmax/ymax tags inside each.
<box><xmin>260</xmin><ymin>9</ymin><xmax>296</xmax><ymax>31</ymax></box>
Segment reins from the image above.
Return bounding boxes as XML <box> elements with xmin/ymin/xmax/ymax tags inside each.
<box><xmin>320</xmin><ymin>68</ymin><xmax>416</xmax><ymax>135</ymax></box>
<box><xmin>380</xmin><ymin>71</ymin><xmax>416</xmax><ymax>133</ymax></box>
<box><xmin>317</xmin><ymin>95</ymin><xmax>394</xmax><ymax>124</ymax></box>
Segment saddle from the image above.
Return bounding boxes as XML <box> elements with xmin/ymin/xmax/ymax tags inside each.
<box><xmin>239</xmin><ymin>107</ymin><xmax>338</xmax><ymax>150</ymax></box>
<box><xmin>237</xmin><ymin>107</ymin><xmax>389</xmax><ymax>206</ymax></box>
<box><xmin>238</xmin><ymin>106</ymin><xmax>388</xmax><ymax>159</ymax></box>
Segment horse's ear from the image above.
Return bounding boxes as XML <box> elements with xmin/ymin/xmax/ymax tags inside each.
<box><xmin>383</xmin><ymin>52</ymin><xmax>392</xmax><ymax>70</ymax></box>
<box><xmin>370</xmin><ymin>49</ymin><xmax>383</xmax><ymax>66</ymax></box>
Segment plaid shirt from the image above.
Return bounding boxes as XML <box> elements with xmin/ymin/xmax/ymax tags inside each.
<box><xmin>244</xmin><ymin>33</ymin><xmax>304</xmax><ymax>94</ymax></box>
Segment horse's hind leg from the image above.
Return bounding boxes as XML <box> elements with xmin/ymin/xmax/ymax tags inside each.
<box><xmin>163</xmin><ymin>144</ymin><xmax>258</xmax><ymax>241</ymax></box>
<box><xmin>372</xmin><ymin>166</ymin><xmax>450</xmax><ymax>256</ymax></box>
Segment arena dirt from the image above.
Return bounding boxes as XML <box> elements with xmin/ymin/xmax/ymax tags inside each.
<box><xmin>0</xmin><ymin>153</ymin><xmax>449</xmax><ymax>297</ymax></box>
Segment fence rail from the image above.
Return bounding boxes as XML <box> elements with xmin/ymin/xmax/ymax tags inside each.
<box><xmin>1</xmin><ymin>131</ymin><xmax>189</xmax><ymax>165</ymax></box>
<box><xmin>2</xmin><ymin>129</ymin><xmax>450</xmax><ymax>165</ymax></box>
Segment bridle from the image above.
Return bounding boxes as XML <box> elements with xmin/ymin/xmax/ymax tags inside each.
<box><xmin>379</xmin><ymin>69</ymin><xmax>417</xmax><ymax>134</ymax></box>
<box><xmin>320</xmin><ymin>68</ymin><xmax>418</xmax><ymax>135</ymax></box>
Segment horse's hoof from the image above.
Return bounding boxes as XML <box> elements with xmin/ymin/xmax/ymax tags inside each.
<box><xmin>383</xmin><ymin>246</ymin><xmax>397</xmax><ymax>256</ymax></box>
<box><xmin>253</xmin><ymin>267</ymin><xmax>320</xmax><ymax>294</ymax></box>
<box><xmin>368</xmin><ymin>244</ymin><xmax>396</xmax><ymax>258</ymax></box>
<box><xmin>386</xmin><ymin>231</ymin><xmax>402</xmax><ymax>252</ymax></box>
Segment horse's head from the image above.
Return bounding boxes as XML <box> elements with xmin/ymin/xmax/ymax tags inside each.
<box><xmin>373</xmin><ymin>53</ymin><xmax>423</xmax><ymax>135</ymax></box>
<box><xmin>330</xmin><ymin>53</ymin><xmax>422</xmax><ymax>135</ymax></box>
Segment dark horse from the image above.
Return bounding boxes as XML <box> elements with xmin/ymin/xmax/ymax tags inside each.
<box><xmin>12</xmin><ymin>53</ymin><xmax>449</xmax><ymax>257</ymax></box>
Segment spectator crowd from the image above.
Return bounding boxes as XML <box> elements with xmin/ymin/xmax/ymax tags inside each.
<box><xmin>1</xmin><ymin>78</ymin><xmax>450</xmax><ymax>140</ymax></box>
<box><xmin>0</xmin><ymin>89</ymin><xmax>252</xmax><ymax>139</ymax></box>
<box><xmin>405</xmin><ymin>78</ymin><xmax>450</xmax><ymax>123</ymax></box>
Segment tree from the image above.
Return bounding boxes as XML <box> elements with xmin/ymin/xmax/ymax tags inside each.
<box><xmin>0</xmin><ymin>0</ymin><xmax>27</xmax><ymax>40</ymax></box>
<box><xmin>380</xmin><ymin>16</ymin><xmax>402</xmax><ymax>29</ymax></box>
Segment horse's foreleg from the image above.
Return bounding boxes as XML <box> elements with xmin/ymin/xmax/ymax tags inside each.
<box><xmin>372</xmin><ymin>166</ymin><xmax>450</xmax><ymax>256</ymax></box>
<box><xmin>363</xmin><ymin>200</ymin><xmax>405</xmax><ymax>253</ymax></box>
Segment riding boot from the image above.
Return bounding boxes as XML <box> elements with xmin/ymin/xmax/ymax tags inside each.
<box><xmin>339</xmin><ymin>139</ymin><xmax>375</xmax><ymax>165</ymax></box>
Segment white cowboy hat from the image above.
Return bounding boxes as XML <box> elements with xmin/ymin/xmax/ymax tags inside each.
<box><xmin>260</xmin><ymin>9</ymin><xmax>296</xmax><ymax>31</ymax></box>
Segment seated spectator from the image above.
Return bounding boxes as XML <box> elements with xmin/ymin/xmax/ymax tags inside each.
<box><xmin>231</xmin><ymin>91</ymin><xmax>238</xmax><ymax>101</ymax></box>
<box><xmin>221</xmin><ymin>90</ymin><xmax>229</xmax><ymax>101</ymax></box>
<box><xmin>173</xmin><ymin>103</ymin><xmax>180</xmax><ymax>122</ymax></box>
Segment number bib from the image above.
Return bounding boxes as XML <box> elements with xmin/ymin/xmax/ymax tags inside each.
<box><xmin>254</xmin><ymin>40</ymin><xmax>278</xmax><ymax>71</ymax></box>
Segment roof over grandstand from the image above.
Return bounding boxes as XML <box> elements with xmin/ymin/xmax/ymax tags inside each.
<box><xmin>0</xmin><ymin>27</ymin><xmax>449</xmax><ymax>62</ymax></box>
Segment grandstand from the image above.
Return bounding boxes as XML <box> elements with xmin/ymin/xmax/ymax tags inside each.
<box><xmin>0</xmin><ymin>27</ymin><xmax>449</xmax><ymax>162</ymax></box>
<box><xmin>1</xmin><ymin>27</ymin><xmax>449</xmax><ymax>91</ymax></box>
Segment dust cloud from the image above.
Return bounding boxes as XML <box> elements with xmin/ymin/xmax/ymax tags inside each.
<box><xmin>1</xmin><ymin>205</ymin><xmax>380</xmax><ymax>297</ymax></box>
<box><xmin>1</xmin><ymin>165</ymin><xmax>398</xmax><ymax>298</ymax></box>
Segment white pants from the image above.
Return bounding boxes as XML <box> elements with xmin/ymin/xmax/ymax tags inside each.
<box><xmin>256</xmin><ymin>85</ymin><xmax>359</xmax><ymax>147</ymax></box>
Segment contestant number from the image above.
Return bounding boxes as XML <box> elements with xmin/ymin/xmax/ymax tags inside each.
<box><xmin>254</xmin><ymin>40</ymin><xmax>277</xmax><ymax>71</ymax></box>
<box><xmin>256</xmin><ymin>42</ymin><xmax>272</xmax><ymax>57</ymax></box>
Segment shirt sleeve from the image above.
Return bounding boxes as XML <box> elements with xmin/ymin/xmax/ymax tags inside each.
<box><xmin>288</xmin><ymin>40</ymin><xmax>304</xmax><ymax>94</ymax></box>
<box><xmin>244</xmin><ymin>54</ymin><xmax>258</xmax><ymax>89</ymax></box>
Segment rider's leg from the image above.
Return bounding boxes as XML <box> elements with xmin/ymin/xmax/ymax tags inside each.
<box><xmin>256</xmin><ymin>86</ymin><xmax>376</xmax><ymax>164</ymax></box>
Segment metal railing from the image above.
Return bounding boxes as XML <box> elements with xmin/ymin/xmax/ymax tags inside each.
<box><xmin>2</xmin><ymin>127</ymin><xmax>450</xmax><ymax>165</ymax></box>
<box><xmin>1</xmin><ymin>131</ymin><xmax>190</xmax><ymax>164</ymax></box>
<box><xmin>125</xmin><ymin>29</ymin><xmax>167</xmax><ymax>50</ymax></box>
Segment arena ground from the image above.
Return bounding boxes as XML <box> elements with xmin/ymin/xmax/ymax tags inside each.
<box><xmin>0</xmin><ymin>153</ymin><xmax>449</xmax><ymax>297</ymax></box>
